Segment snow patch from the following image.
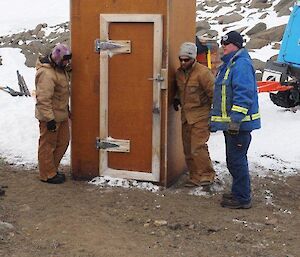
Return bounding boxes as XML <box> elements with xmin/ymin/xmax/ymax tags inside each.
<box><xmin>89</xmin><ymin>176</ymin><xmax>160</xmax><ymax>193</ymax></box>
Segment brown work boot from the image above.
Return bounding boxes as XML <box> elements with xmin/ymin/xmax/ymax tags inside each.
<box><xmin>199</xmin><ymin>179</ymin><xmax>214</xmax><ymax>186</ymax></box>
<box><xmin>184</xmin><ymin>177</ymin><xmax>214</xmax><ymax>187</ymax></box>
<box><xmin>184</xmin><ymin>179</ymin><xmax>200</xmax><ymax>187</ymax></box>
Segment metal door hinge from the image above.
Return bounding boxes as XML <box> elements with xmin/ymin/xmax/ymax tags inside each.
<box><xmin>96</xmin><ymin>137</ymin><xmax>130</xmax><ymax>152</ymax></box>
<box><xmin>95</xmin><ymin>39</ymin><xmax>131</xmax><ymax>56</ymax></box>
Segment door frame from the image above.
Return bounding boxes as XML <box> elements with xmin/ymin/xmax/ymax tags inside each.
<box><xmin>99</xmin><ymin>14</ymin><xmax>163</xmax><ymax>181</ymax></box>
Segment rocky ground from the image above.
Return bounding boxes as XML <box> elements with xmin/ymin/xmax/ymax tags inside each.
<box><xmin>0</xmin><ymin>161</ymin><xmax>299</xmax><ymax>257</ymax></box>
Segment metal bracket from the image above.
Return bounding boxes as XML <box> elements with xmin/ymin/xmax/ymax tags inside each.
<box><xmin>95</xmin><ymin>39</ymin><xmax>131</xmax><ymax>57</ymax></box>
<box><xmin>148</xmin><ymin>69</ymin><xmax>167</xmax><ymax>113</ymax></box>
<box><xmin>148</xmin><ymin>73</ymin><xmax>164</xmax><ymax>82</ymax></box>
<box><xmin>96</xmin><ymin>137</ymin><xmax>130</xmax><ymax>152</ymax></box>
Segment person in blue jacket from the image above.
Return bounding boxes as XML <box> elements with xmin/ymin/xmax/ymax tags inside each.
<box><xmin>210</xmin><ymin>31</ymin><xmax>261</xmax><ymax>209</ymax></box>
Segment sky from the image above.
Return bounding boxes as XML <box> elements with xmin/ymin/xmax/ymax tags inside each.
<box><xmin>0</xmin><ymin>0</ymin><xmax>299</xmax><ymax>191</ymax></box>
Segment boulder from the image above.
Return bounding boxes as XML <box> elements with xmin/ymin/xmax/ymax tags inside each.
<box><xmin>259</xmin><ymin>13</ymin><xmax>268</xmax><ymax>19</ymax></box>
<box><xmin>204</xmin><ymin>0</ymin><xmax>219</xmax><ymax>7</ymax></box>
<box><xmin>217</xmin><ymin>13</ymin><xmax>244</xmax><ymax>24</ymax></box>
<box><xmin>196</xmin><ymin>20</ymin><xmax>210</xmax><ymax>33</ymax></box>
<box><xmin>36</xmin><ymin>30</ymin><xmax>45</xmax><ymax>39</ymax></box>
<box><xmin>197</xmin><ymin>30</ymin><xmax>219</xmax><ymax>40</ymax></box>
<box><xmin>32</xmin><ymin>24</ymin><xmax>43</xmax><ymax>36</ymax></box>
<box><xmin>196</xmin><ymin>3</ymin><xmax>205</xmax><ymax>11</ymax></box>
<box><xmin>246</xmin><ymin>38</ymin><xmax>269</xmax><ymax>49</ymax></box>
<box><xmin>246</xmin><ymin>22</ymin><xmax>267</xmax><ymax>36</ymax></box>
<box><xmin>235</xmin><ymin>26</ymin><xmax>248</xmax><ymax>34</ymax></box>
<box><xmin>254</xmin><ymin>24</ymin><xmax>286</xmax><ymax>42</ymax></box>
<box><xmin>250</xmin><ymin>0</ymin><xmax>272</xmax><ymax>9</ymax></box>
<box><xmin>270</xmin><ymin>55</ymin><xmax>278</xmax><ymax>61</ymax></box>
<box><xmin>24</xmin><ymin>52</ymin><xmax>39</xmax><ymax>68</ymax></box>
<box><xmin>256</xmin><ymin>0</ymin><xmax>268</xmax><ymax>2</ymax></box>
<box><xmin>272</xmin><ymin>43</ymin><xmax>281</xmax><ymax>50</ymax></box>
<box><xmin>253</xmin><ymin>59</ymin><xmax>266</xmax><ymax>72</ymax></box>
<box><xmin>274</xmin><ymin>0</ymin><xmax>293</xmax><ymax>17</ymax></box>
<box><xmin>256</xmin><ymin>71</ymin><xmax>263</xmax><ymax>82</ymax></box>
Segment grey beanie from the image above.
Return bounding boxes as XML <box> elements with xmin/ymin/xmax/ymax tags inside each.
<box><xmin>179</xmin><ymin>42</ymin><xmax>197</xmax><ymax>59</ymax></box>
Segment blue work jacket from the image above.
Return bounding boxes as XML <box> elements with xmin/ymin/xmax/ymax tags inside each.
<box><xmin>210</xmin><ymin>48</ymin><xmax>261</xmax><ymax>131</ymax></box>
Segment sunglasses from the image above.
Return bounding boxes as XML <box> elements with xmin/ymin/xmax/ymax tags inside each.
<box><xmin>62</xmin><ymin>54</ymin><xmax>72</xmax><ymax>61</ymax></box>
<box><xmin>179</xmin><ymin>57</ymin><xmax>191</xmax><ymax>63</ymax></box>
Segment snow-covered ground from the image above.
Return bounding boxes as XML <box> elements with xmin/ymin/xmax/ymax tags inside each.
<box><xmin>0</xmin><ymin>1</ymin><xmax>299</xmax><ymax>190</ymax></box>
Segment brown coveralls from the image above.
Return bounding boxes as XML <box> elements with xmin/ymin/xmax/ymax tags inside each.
<box><xmin>176</xmin><ymin>61</ymin><xmax>215</xmax><ymax>184</ymax></box>
<box><xmin>35</xmin><ymin>59</ymin><xmax>70</xmax><ymax>181</ymax></box>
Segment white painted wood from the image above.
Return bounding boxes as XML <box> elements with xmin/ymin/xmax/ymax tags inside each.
<box><xmin>99</xmin><ymin>51</ymin><xmax>109</xmax><ymax>173</ymax></box>
<box><xmin>99</xmin><ymin>14</ymin><xmax>163</xmax><ymax>182</ymax></box>
<box><xmin>102</xmin><ymin>168</ymin><xmax>158</xmax><ymax>182</ymax></box>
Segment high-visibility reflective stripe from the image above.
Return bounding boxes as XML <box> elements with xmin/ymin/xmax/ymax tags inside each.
<box><xmin>221</xmin><ymin>84</ymin><xmax>227</xmax><ymax>118</ymax></box>
<box><xmin>251</xmin><ymin>113</ymin><xmax>260</xmax><ymax>120</ymax></box>
<box><xmin>232</xmin><ymin>105</ymin><xmax>248</xmax><ymax>115</ymax></box>
<box><xmin>221</xmin><ymin>62</ymin><xmax>235</xmax><ymax>119</ymax></box>
<box><xmin>211</xmin><ymin>113</ymin><xmax>260</xmax><ymax>123</ymax></box>
<box><xmin>224</xmin><ymin>68</ymin><xmax>230</xmax><ymax>80</ymax></box>
<box><xmin>211</xmin><ymin>116</ymin><xmax>231</xmax><ymax>122</ymax></box>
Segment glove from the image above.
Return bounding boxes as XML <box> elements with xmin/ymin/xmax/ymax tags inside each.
<box><xmin>47</xmin><ymin>120</ymin><xmax>57</xmax><ymax>132</ymax></box>
<box><xmin>173</xmin><ymin>98</ymin><xmax>181</xmax><ymax>111</ymax></box>
<box><xmin>227</xmin><ymin>122</ymin><xmax>240</xmax><ymax>135</ymax></box>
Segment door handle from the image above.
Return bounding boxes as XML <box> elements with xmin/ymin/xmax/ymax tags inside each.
<box><xmin>148</xmin><ymin>72</ymin><xmax>167</xmax><ymax>114</ymax></box>
<box><xmin>148</xmin><ymin>74</ymin><xmax>164</xmax><ymax>83</ymax></box>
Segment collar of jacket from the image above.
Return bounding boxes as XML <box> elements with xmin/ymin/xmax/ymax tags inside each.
<box><xmin>221</xmin><ymin>48</ymin><xmax>245</xmax><ymax>65</ymax></box>
<box><xmin>221</xmin><ymin>50</ymin><xmax>238</xmax><ymax>63</ymax></box>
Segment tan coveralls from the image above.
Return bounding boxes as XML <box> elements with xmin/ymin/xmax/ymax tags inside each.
<box><xmin>175</xmin><ymin>61</ymin><xmax>215</xmax><ymax>184</ymax></box>
<box><xmin>35</xmin><ymin>59</ymin><xmax>70</xmax><ymax>181</ymax></box>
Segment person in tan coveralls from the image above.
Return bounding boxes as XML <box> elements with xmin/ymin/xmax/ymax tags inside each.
<box><xmin>35</xmin><ymin>44</ymin><xmax>72</xmax><ymax>184</ymax></box>
<box><xmin>174</xmin><ymin>42</ymin><xmax>215</xmax><ymax>187</ymax></box>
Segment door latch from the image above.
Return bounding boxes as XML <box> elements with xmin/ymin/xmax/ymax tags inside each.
<box><xmin>148</xmin><ymin>74</ymin><xmax>164</xmax><ymax>82</ymax></box>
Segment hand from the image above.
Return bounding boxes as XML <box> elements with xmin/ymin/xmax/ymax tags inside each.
<box><xmin>173</xmin><ymin>98</ymin><xmax>181</xmax><ymax>111</ymax></box>
<box><xmin>47</xmin><ymin>120</ymin><xmax>57</xmax><ymax>132</ymax></box>
<box><xmin>227</xmin><ymin>122</ymin><xmax>240</xmax><ymax>135</ymax></box>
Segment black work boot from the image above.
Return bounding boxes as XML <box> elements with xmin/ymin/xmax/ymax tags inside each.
<box><xmin>57</xmin><ymin>171</ymin><xmax>66</xmax><ymax>180</ymax></box>
<box><xmin>41</xmin><ymin>174</ymin><xmax>65</xmax><ymax>184</ymax></box>
<box><xmin>221</xmin><ymin>198</ymin><xmax>252</xmax><ymax>209</ymax></box>
<box><xmin>0</xmin><ymin>187</ymin><xmax>5</xmax><ymax>196</ymax></box>
<box><xmin>222</xmin><ymin>192</ymin><xmax>234</xmax><ymax>200</ymax></box>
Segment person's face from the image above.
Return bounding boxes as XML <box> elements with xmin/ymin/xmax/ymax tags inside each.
<box><xmin>179</xmin><ymin>56</ymin><xmax>194</xmax><ymax>70</ymax></box>
<box><xmin>222</xmin><ymin>42</ymin><xmax>239</xmax><ymax>55</ymax></box>
<box><xmin>59</xmin><ymin>54</ymin><xmax>72</xmax><ymax>69</ymax></box>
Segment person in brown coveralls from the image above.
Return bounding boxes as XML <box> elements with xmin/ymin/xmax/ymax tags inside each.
<box><xmin>35</xmin><ymin>44</ymin><xmax>72</xmax><ymax>184</ymax></box>
<box><xmin>174</xmin><ymin>42</ymin><xmax>215</xmax><ymax>187</ymax></box>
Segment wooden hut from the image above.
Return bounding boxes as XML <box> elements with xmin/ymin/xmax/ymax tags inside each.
<box><xmin>70</xmin><ymin>0</ymin><xmax>196</xmax><ymax>186</ymax></box>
